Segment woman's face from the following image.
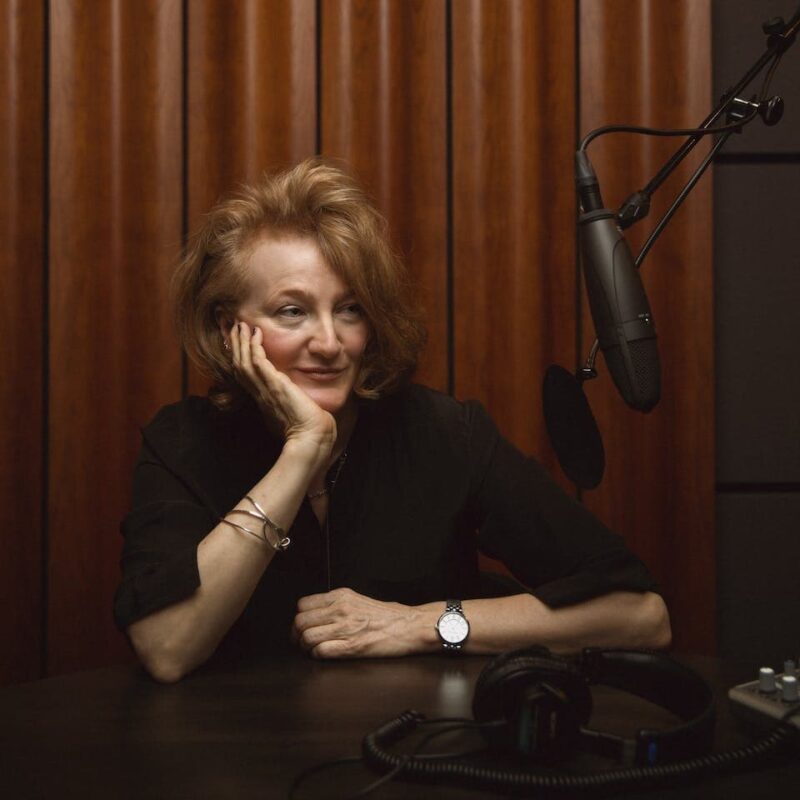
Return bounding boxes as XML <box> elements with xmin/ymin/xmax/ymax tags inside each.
<box><xmin>231</xmin><ymin>235</ymin><xmax>370</xmax><ymax>417</ymax></box>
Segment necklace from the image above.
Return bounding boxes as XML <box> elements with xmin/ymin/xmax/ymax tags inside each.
<box><xmin>330</xmin><ymin>448</ymin><xmax>348</xmax><ymax>487</ymax></box>
<box><xmin>307</xmin><ymin>449</ymin><xmax>348</xmax><ymax>501</ymax></box>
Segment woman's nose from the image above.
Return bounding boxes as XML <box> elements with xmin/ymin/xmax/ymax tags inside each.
<box><xmin>308</xmin><ymin>315</ymin><xmax>342</xmax><ymax>358</ymax></box>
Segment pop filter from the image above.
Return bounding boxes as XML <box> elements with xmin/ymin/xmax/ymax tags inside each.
<box><xmin>542</xmin><ymin>365</ymin><xmax>605</xmax><ymax>489</ymax></box>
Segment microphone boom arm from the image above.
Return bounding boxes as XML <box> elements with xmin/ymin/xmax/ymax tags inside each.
<box><xmin>611</xmin><ymin>7</ymin><xmax>799</xmax><ymax>234</ymax></box>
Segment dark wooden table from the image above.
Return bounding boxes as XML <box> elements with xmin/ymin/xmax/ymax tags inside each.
<box><xmin>0</xmin><ymin>652</ymin><xmax>797</xmax><ymax>799</ymax></box>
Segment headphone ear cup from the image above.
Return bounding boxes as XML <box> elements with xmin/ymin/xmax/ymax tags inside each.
<box><xmin>473</xmin><ymin>647</ymin><xmax>592</xmax><ymax>760</ymax></box>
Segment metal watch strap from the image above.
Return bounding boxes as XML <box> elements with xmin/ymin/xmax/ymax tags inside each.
<box><xmin>445</xmin><ymin>599</ymin><xmax>462</xmax><ymax>614</ymax></box>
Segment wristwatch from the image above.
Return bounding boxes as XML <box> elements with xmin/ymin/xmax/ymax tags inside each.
<box><xmin>435</xmin><ymin>599</ymin><xmax>470</xmax><ymax>652</ymax></box>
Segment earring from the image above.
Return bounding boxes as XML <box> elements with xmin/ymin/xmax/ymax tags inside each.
<box><xmin>223</xmin><ymin>339</ymin><xmax>231</xmax><ymax>352</ymax></box>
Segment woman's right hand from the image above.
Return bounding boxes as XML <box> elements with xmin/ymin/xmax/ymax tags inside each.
<box><xmin>230</xmin><ymin>322</ymin><xmax>337</xmax><ymax>458</ymax></box>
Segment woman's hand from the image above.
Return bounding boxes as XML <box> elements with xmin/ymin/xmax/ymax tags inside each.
<box><xmin>230</xmin><ymin>322</ymin><xmax>336</xmax><ymax>454</ymax></box>
<box><xmin>292</xmin><ymin>588</ymin><xmax>430</xmax><ymax>658</ymax></box>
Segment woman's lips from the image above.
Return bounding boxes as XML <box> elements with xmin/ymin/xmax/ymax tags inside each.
<box><xmin>296</xmin><ymin>367</ymin><xmax>345</xmax><ymax>382</ymax></box>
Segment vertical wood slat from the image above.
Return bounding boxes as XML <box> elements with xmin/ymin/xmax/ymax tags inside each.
<box><xmin>452</xmin><ymin>0</ymin><xmax>577</xmax><ymax>469</ymax></box>
<box><xmin>48</xmin><ymin>0</ymin><xmax>183</xmax><ymax>673</ymax></box>
<box><xmin>579</xmin><ymin>0</ymin><xmax>715</xmax><ymax>653</ymax></box>
<box><xmin>321</xmin><ymin>0</ymin><xmax>448</xmax><ymax>391</ymax></box>
<box><xmin>0</xmin><ymin>0</ymin><xmax>44</xmax><ymax>684</ymax></box>
<box><xmin>187</xmin><ymin>0</ymin><xmax>317</xmax><ymax>396</ymax></box>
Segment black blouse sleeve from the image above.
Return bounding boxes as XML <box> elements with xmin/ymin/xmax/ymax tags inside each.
<box><xmin>464</xmin><ymin>400</ymin><xmax>660</xmax><ymax>607</ymax></box>
<box><xmin>113</xmin><ymin>438</ymin><xmax>217</xmax><ymax>632</ymax></box>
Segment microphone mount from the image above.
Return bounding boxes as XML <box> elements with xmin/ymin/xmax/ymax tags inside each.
<box><xmin>726</xmin><ymin>95</ymin><xmax>785</xmax><ymax>127</ymax></box>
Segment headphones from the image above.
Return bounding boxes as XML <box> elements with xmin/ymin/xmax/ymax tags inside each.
<box><xmin>361</xmin><ymin>647</ymin><xmax>800</xmax><ymax>794</ymax></box>
<box><xmin>472</xmin><ymin>646</ymin><xmax>715</xmax><ymax>765</ymax></box>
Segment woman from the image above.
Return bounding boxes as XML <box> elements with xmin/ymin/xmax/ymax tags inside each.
<box><xmin>114</xmin><ymin>158</ymin><xmax>670</xmax><ymax>683</ymax></box>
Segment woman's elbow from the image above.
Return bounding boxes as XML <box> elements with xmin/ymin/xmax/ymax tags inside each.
<box><xmin>641</xmin><ymin>592</ymin><xmax>672</xmax><ymax>650</ymax></box>
<box><xmin>128</xmin><ymin>621</ymin><xmax>192</xmax><ymax>684</ymax></box>
<box><xmin>143</xmin><ymin>653</ymin><xmax>188</xmax><ymax>684</ymax></box>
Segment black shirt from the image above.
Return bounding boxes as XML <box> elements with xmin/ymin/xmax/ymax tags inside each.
<box><xmin>114</xmin><ymin>384</ymin><xmax>658</xmax><ymax>661</ymax></box>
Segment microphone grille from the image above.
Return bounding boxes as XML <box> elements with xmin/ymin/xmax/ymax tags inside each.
<box><xmin>602</xmin><ymin>339</ymin><xmax>661</xmax><ymax>412</ymax></box>
<box><xmin>629</xmin><ymin>339</ymin><xmax>660</xmax><ymax>412</ymax></box>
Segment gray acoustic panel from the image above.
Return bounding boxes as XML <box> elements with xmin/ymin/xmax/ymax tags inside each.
<box><xmin>713</xmin><ymin>0</ymin><xmax>800</xmax><ymax>154</ymax></box>
<box><xmin>717</xmin><ymin>493</ymin><xmax>800</xmax><ymax>671</ymax></box>
<box><xmin>715</xmin><ymin>162</ymin><xmax>800</xmax><ymax>484</ymax></box>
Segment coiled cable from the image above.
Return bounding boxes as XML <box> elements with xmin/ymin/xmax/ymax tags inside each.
<box><xmin>362</xmin><ymin>707</ymin><xmax>800</xmax><ymax>795</ymax></box>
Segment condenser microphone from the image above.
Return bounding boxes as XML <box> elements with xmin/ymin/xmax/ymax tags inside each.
<box><xmin>575</xmin><ymin>152</ymin><xmax>661</xmax><ymax>412</ymax></box>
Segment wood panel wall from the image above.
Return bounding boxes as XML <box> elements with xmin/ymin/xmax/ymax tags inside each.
<box><xmin>452</xmin><ymin>0</ymin><xmax>576</xmax><ymax>470</ymax></box>
<box><xmin>579</xmin><ymin>0</ymin><xmax>714</xmax><ymax>653</ymax></box>
<box><xmin>1</xmin><ymin>0</ymin><xmax>44</xmax><ymax>684</ymax></box>
<box><xmin>48</xmin><ymin>0</ymin><xmax>184</xmax><ymax>674</ymax></box>
<box><xmin>1</xmin><ymin>0</ymin><xmax>714</xmax><ymax>683</ymax></box>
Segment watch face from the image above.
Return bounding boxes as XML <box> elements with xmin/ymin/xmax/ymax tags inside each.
<box><xmin>438</xmin><ymin>612</ymin><xmax>469</xmax><ymax>644</ymax></box>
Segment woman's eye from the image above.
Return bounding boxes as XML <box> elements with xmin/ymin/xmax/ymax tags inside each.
<box><xmin>277</xmin><ymin>306</ymin><xmax>304</xmax><ymax>318</ymax></box>
<box><xmin>339</xmin><ymin>303</ymin><xmax>363</xmax><ymax>318</ymax></box>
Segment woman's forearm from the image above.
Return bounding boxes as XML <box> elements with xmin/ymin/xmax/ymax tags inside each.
<box><xmin>410</xmin><ymin>591</ymin><xmax>672</xmax><ymax>655</ymax></box>
<box><xmin>127</xmin><ymin>438</ymin><xmax>327</xmax><ymax>682</ymax></box>
<box><xmin>292</xmin><ymin>588</ymin><xmax>671</xmax><ymax>659</ymax></box>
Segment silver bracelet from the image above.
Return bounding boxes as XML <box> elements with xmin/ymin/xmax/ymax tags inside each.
<box><xmin>219</xmin><ymin>516</ymin><xmax>265</xmax><ymax>544</ymax></box>
<box><xmin>245</xmin><ymin>494</ymin><xmax>291</xmax><ymax>552</ymax></box>
<box><xmin>221</xmin><ymin>496</ymin><xmax>291</xmax><ymax>552</ymax></box>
